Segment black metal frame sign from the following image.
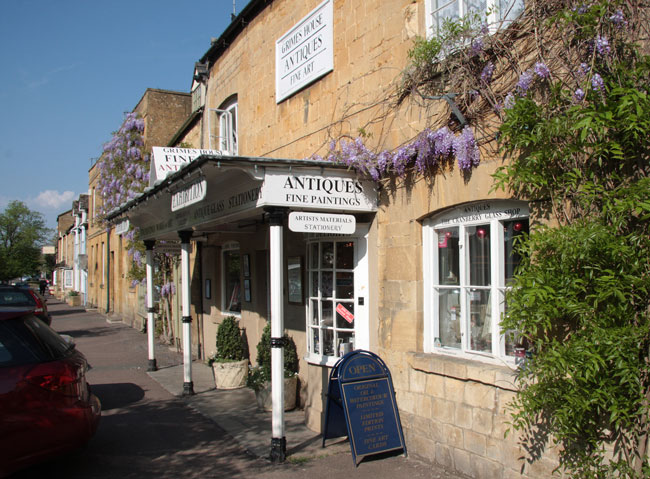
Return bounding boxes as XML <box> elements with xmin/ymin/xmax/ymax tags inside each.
<box><xmin>322</xmin><ymin>350</ymin><xmax>406</xmax><ymax>465</ymax></box>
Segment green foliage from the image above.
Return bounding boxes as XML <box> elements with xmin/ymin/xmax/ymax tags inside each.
<box><xmin>0</xmin><ymin>201</ymin><xmax>51</xmax><ymax>281</ymax></box>
<box><xmin>211</xmin><ymin>315</ymin><xmax>247</xmax><ymax>363</ymax></box>
<box><xmin>246</xmin><ymin>322</ymin><xmax>299</xmax><ymax>392</ymax></box>
<box><xmin>492</xmin><ymin>2</ymin><xmax>650</xmax><ymax>476</ymax></box>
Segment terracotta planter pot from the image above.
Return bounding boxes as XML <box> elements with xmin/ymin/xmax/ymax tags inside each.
<box><xmin>212</xmin><ymin>359</ymin><xmax>248</xmax><ymax>389</ymax></box>
<box><xmin>255</xmin><ymin>375</ymin><xmax>298</xmax><ymax>411</ymax></box>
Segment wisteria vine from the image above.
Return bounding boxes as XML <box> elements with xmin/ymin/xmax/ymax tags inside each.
<box><xmin>96</xmin><ymin>112</ymin><xmax>149</xmax><ymax>218</ymax></box>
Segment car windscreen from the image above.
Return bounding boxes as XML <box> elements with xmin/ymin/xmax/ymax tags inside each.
<box><xmin>0</xmin><ymin>316</ymin><xmax>72</xmax><ymax>367</ymax></box>
<box><xmin>0</xmin><ymin>289</ymin><xmax>36</xmax><ymax>308</ymax></box>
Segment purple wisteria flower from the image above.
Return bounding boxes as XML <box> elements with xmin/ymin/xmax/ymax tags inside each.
<box><xmin>453</xmin><ymin>126</ymin><xmax>480</xmax><ymax>171</ymax></box>
<box><xmin>578</xmin><ymin>63</ymin><xmax>590</xmax><ymax>77</ymax></box>
<box><xmin>516</xmin><ymin>70</ymin><xmax>534</xmax><ymax>94</ymax></box>
<box><xmin>595</xmin><ymin>35</ymin><xmax>610</xmax><ymax>56</ymax></box>
<box><xmin>504</xmin><ymin>93</ymin><xmax>516</xmax><ymax>109</ymax></box>
<box><xmin>470</xmin><ymin>37</ymin><xmax>484</xmax><ymax>56</ymax></box>
<box><xmin>534</xmin><ymin>62</ymin><xmax>550</xmax><ymax>79</ymax></box>
<box><xmin>480</xmin><ymin>62</ymin><xmax>494</xmax><ymax>84</ymax></box>
<box><xmin>573</xmin><ymin>88</ymin><xmax>585</xmax><ymax>102</ymax></box>
<box><xmin>591</xmin><ymin>73</ymin><xmax>605</xmax><ymax>92</ymax></box>
<box><xmin>609</xmin><ymin>9</ymin><xmax>627</xmax><ymax>27</ymax></box>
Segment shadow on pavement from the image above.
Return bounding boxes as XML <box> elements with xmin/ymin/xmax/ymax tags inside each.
<box><xmin>91</xmin><ymin>383</ymin><xmax>145</xmax><ymax>411</ymax></box>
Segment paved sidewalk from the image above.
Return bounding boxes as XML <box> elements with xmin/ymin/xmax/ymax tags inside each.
<box><xmin>148</xmin><ymin>361</ymin><xmax>351</xmax><ymax>461</ymax></box>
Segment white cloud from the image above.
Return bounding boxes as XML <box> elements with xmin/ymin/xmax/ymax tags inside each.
<box><xmin>32</xmin><ymin>190</ymin><xmax>76</xmax><ymax>210</ymax></box>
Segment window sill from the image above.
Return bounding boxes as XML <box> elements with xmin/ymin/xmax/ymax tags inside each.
<box><xmin>407</xmin><ymin>351</ymin><xmax>518</xmax><ymax>391</ymax></box>
<box><xmin>304</xmin><ymin>353</ymin><xmax>338</xmax><ymax>368</ymax></box>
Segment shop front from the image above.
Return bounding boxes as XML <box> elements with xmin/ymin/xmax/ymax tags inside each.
<box><xmin>108</xmin><ymin>154</ymin><xmax>377</xmax><ymax>460</ymax></box>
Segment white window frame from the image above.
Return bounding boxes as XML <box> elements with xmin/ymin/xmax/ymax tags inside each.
<box><xmin>425</xmin><ymin>0</ymin><xmax>525</xmax><ymax>37</ymax></box>
<box><xmin>305</xmin><ymin>225</ymin><xmax>370</xmax><ymax>367</ymax></box>
<box><xmin>422</xmin><ymin>200</ymin><xmax>528</xmax><ymax>363</ymax></box>
<box><xmin>221</xmin><ymin>241</ymin><xmax>242</xmax><ymax>316</ymax></box>
<box><xmin>208</xmin><ymin>98</ymin><xmax>238</xmax><ymax>154</ymax></box>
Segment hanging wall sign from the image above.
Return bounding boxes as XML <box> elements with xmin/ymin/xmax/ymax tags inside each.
<box><xmin>150</xmin><ymin>147</ymin><xmax>222</xmax><ymax>186</ymax></box>
<box><xmin>275</xmin><ymin>0</ymin><xmax>333</xmax><ymax>102</ymax></box>
<box><xmin>288</xmin><ymin>212</ymin><xmax>356</xmax><ymax>234</ymax></box>
<box><xmin>323</xmin><ymin>350</ymin><xmax>407</xmax><ymax>466</ymax></box>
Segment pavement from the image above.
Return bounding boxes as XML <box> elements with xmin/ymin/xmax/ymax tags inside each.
<box><xmin>147</xmin><ymin>358</ymin><xmax>352</xmax><ymax>462</ymax></box>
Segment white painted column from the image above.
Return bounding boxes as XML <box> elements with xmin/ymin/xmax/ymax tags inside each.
<box><xmin>144</xmin><ymin>240</ymin><xmax>157</xmax><ymax>372</ymax></box>
<box><xmin>268</xmin><ymin>210</ymin><xmax>286</xmax><ymax>462</ymax></box>
<box><xmin>179</xmin><ymin>230</ymin><xmax>194</xmax><ymax>396</ymax></box>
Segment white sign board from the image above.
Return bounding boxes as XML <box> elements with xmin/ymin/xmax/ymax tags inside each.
<box><xmin>150</xmin><ymin>147</ymin><xmax>222</xmax><ymax>186</ymax></box>
<box><xmin>171</xmin><ymin>178</ymin><xmax>207</xmax><ymax>212</ymax></box>
<box><xmin>115</xmin><ymin>218</ymin><xmax>130</xmax><ymax>235</ymax></box>
<box><xmin>276</xmin><ymin>0</ymin><xmax>333</xmax><ymax>103</ymax></box>
<box><xmin>289</xmin><ymin>212</ymin><xmax>356</xmax><ymax>234</ymax></box>
<box><xmin>262</xmin><ymin>172</ymin><xmax>377</xmax><ymax>212</ymax></box>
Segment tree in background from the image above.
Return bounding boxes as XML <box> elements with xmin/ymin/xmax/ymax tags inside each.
<box><xmin>0</xmin><ymin>201</ymin><xmax>51</xmax><ymax>282</ymax></box>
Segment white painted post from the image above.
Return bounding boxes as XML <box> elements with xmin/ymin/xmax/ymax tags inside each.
<box><xmin>144</xmin><ymin>240</ymin><xmax>157</xmax><ymax>371</ymax></box>
<box><xmin>268</xmin><ymin>210</ymin><xmax>286</xmax><ymax>462</ymax></box>
<box><xmin>179</xmin><ymin>231</ymin><xmax>194</xmax><ymax>396</ymax></box>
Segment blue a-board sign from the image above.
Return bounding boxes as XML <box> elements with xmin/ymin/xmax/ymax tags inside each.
<box><xmin>322</xmin><ymin>350</ymin><xmax>406</xmax><ymax>466</ymax></box>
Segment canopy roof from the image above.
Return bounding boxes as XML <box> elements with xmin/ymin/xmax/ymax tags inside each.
<box><xmin>107</xmin><ymin>155</ymin><xmax>378</xmax><ymax>241</ymax></box>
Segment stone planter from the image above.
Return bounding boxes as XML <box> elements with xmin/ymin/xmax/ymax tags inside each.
<box><xmin>67</xmin><ymin>295</ymin><xmax>81</xmax><ymax>307</ymax></box>
<box><xmin>255</xmin><ymin>375</ymin><xmax>298</xmax><ymax>412</ymax></box>
<box><xmin>212</xmin><ymin>359</ymin><xmax>248</xmax><ymax>390</ymax></box>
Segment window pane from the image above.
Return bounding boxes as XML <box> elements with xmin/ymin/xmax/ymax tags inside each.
<box><xmin>321</xmin><ymin>271</ymin><xmax>333</xmax><ymax>297</ymax></box>
<box><xmin>336</xmin><ymin>272</ymin><xmax>354</xmax><ymax>299</ymax></box>
<box><xmin>321</xmin><ymin>300</ymin><xmax>333</xmax><ymax>327</ymax></box>
<box><xmin>337</xmin><ymin>330</ymin><xmax>355</xmax><ymax>356</ymax></box>
<box><xmin>468</xmin><ymin>224</ymin><xmax>491</xmax><ymax>286</ymax></box>
<box><xmin>323</xmin><ymin>328</ymin><xmax>334</xmax><ymax>356</ymax></box>
<box><xmin>504</xmin><ymin>219</ymin><xmax>529</xmax><ymax>283</ymax></box>
<box><xmin>336</xmin><ymin>302</ymin><xmax>355</xmax><ymax>328</ymax></box>
<box><xmin>438</xmin><ymin>288</ymin><xmax>461</xmax><ymax>349</ymax></box>
<box><xmin>311</xmin><ymin>326</ymin><xmax>320</xmax><ymax>354</ymax></box>
<box><xmin>499</xmin><ymin>0</ymin><xmax>524</xmax><ymax>22</ymax></box>
<box><xmin>468</xmin><ymin>289</ymin><xmax>491</xmax><ymax>353</ymax></box>
<box><xmin>310</xmin><ymin>243</ymin><xmax>319</xmax><ymax>269</ymax></box>
<box><xmin>437</xmin><ymin>227</ymin><xmax>459</xmax><ymax>285</ymax></box>
<box><xmin>311</xmin><ymin>271</ymin><xmax>319</xmax><ymax>297</ymax></box>
<box><xmin>310</xmin><ymin>299</ymin><xmax>319</xmax><ymax>325</ymax></box>
<box><xmin>224</xmin><ymin>250</ymin><xmax>241</xmax><ymax>312</ymax></box>
<box><xmin>466</xmin><ymin>0</ymin><xmax>487</xmax><ymax>14</ymax></box>
<box><xmin>321</xmin><ymin>242</ymin><xmax>334</xmax><ymax>268</ymax></box>
<box><xmin>336</xmin><ymin>241</ymin><xmax>354</xmax><ymax>269</ymax></box>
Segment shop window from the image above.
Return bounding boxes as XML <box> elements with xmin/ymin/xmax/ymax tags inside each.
<box><xmin>306</xmin><ymin>239</ymin><xmax>357</xmax><ymax>362</ymax></box>
<box><xmin>425</xmin><ymin>0</ymin><xmax>524</xmax><ymax>37</ymax></box>
<box><xmin>423</xmin><ymin>201</ymin><xmax>529</xmax><ymax>361</ymax></box>
<box><xmin>222</xmin><ymin>242</ymin><xmax>241</xmax><ymax>314</ymax></box>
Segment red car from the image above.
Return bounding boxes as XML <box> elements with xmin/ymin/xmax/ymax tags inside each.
<box><xmin>0</xmin><ymin>311</ymin><xmax>101</xmax><ymax>477</ymax></box>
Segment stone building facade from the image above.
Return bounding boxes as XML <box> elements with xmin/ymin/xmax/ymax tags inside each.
<box><xmin>107</xmin><ymin>1</ymin><xmax>561</xmax><ymax>477</ymax></box>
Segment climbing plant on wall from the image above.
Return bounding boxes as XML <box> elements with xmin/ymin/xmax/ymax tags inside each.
<box><xmin>323</xmin><ymin>0</ymin><xmax>650</xmax><ymax>476</ymax></box>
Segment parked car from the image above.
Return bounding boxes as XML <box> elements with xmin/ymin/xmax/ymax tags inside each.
<box><xmin>0</xmin><ymin>285</ymin><xmax>51</xmax><ymax>325</ymax></box>
<box><xmin>0</xmin><ymin>311</ymin><xmax>101</xmax><ymax>477</ymax></box>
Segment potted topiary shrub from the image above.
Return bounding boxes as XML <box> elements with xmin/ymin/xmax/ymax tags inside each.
<box><xmin>207</xmin><ymin>315</ymin><xmax>249</xmax><ymax>389</ymax></box>
<box><xmin>246</xmin><ymin>322</ymin><xmax>299</xmax><ymax>411</ymax></box>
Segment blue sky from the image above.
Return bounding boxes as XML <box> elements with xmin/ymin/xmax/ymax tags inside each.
<box><xmin>0</xmin><ymin>0</ymin><xmax>237</xmax><ymax>233</ymax></box>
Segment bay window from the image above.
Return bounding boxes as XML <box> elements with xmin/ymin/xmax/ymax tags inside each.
<box><xmin>423</xmin><ymin>201</ymin><xmax>529</xmax><ymax>361</ymax></box>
